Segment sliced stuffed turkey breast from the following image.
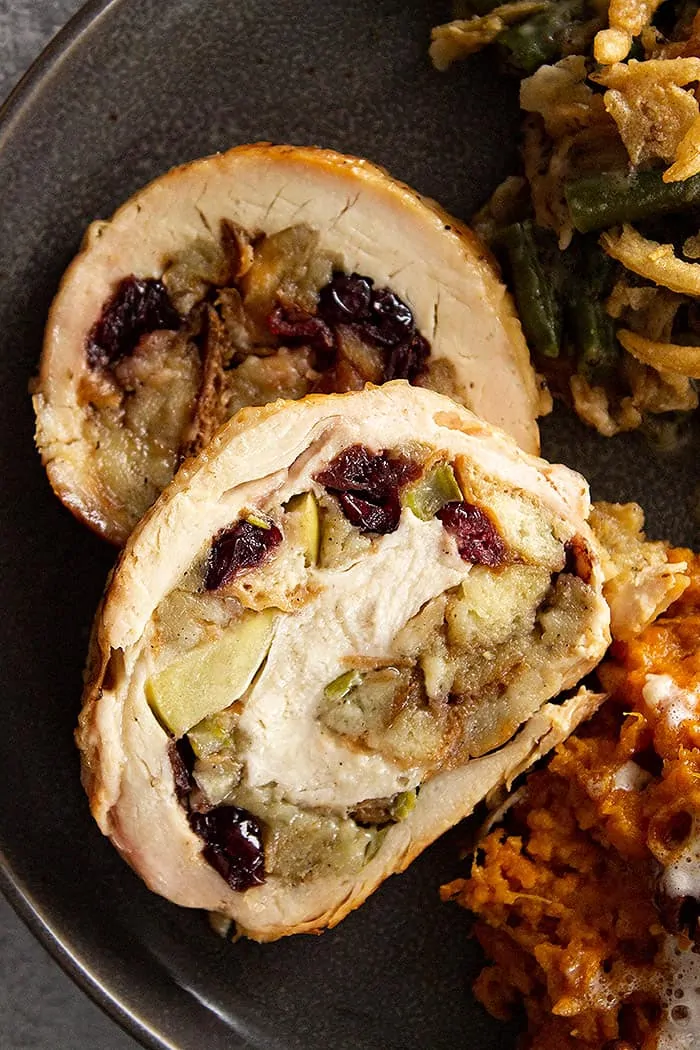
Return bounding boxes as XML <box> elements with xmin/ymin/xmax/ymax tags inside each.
<box><xmin>77</xmin><ymin>383</ymin><xmax>609</xmax><ymax>941</ymax></box>
<box><xmin>33</xmin><ymin>143</ymin><xmax>544</xmax><ymax>544</ymax></box>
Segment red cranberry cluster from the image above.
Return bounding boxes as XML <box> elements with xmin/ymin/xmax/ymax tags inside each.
<box><xmin>204</xmin><ymin>519</ymin><xmax>283</xmax><ymax>590</ymax></box>
<box><xmin>87</xmin><ymin>276</ymin><xmax>180</xmax><ymax>367</ymax></box>
<box><xmin>437</xmin><ymin>502</ymin><xmax>507</xmax><ymax>566</ymax></box>
<box><xmin>315</xmin><ymin>444</ymin><xmax>420</xmax><ymax>534</ymax></box>
<box><xmin>189</xmin><ymin>807</ymin><xmax>265</xmax><ymax>892</ymax></box>
<box><xmin>273</xmin><ymin>271</ymin><xmax>430</xmax><ymax>381</ymax></box>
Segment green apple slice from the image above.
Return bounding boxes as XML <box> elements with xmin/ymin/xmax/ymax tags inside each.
<box><xmin>145</xmin><ymin>609</ymin><xmax>276</xmax><ymax>737</ymax></box>
<box><xmin>285</xmin><ymin>491</ymin><xmax>320</xmax><ymax>565</ymax></box>
<box><xmin>404</xmin><ymin>462</ymin><xmax>462</xmax><ymax>521</ymax></box>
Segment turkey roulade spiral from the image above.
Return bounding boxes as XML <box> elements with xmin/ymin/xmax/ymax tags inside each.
<box><xmin>78</xmin><ymin>383</ymin><xmax>610</xmax><ymax>941</ymax></box>
<box><xmin>33</xmin><ymin>143</ymin><xmax>544</xmax><ymax>544</ymax></box>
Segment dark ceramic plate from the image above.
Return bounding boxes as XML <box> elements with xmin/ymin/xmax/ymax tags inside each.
<box><xmin>1</xmin><ymin>2</ymin><xmax>698</xmax><ymax>1049</ymax></box>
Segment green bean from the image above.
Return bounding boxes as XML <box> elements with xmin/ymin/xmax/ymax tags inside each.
<box><xmin>578</xmin><ymin>236</ymin><xmax>613</xmax><ymax>295</ymax></box>
<box><xmin>566</xmin><ymin>169</ymin><xmax>700</xmax><ymax>234</ymax></box>
<box><xmin>499</xmin><ymin>0</ymin><xmax>586</xmax><ymax>74</ymax></box>
<box><xmin>497</xmin><ymin>221</ymin><xmax>562</xmax><ymax>357</ymax></box>
<box><xmin>570</xmin><ymin>299</ymin><xmax>619</xmax><ymax>381</ymax></box>
<box><xmin>567</xmin><ymin>238</ymin><xmax>619</xmax><ymax>382</ymax></box>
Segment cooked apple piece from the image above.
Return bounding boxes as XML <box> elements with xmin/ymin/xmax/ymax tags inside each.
<box><xmin>404</xmin><ymin>461</ymin><xmax>462</xmax><ymax>520</ymax></box>
<box><xmin>188</xmin><ymin>707</ymin><xmax>239</xmax><ymax>758</ymax></box>
<box><xmin>192</xmin><ymin>754</ymin><xmax>243</xmax><ymax>806</ymax></box>
<box><xmin>319</xmin><ymin>667</ymin><xmax>451</xmax><ymax>770</ymax></box>
<box><xmin>446</xmin><ymin>564</ymin><xmax>552</xmax><ymax>650</ymax></box>
<box><xmin>317</xmin><ymin>497</ymin><xmax>371</xmax><ymax>569</ymax></box>
<box><xmin>285</xmin><ymin>492</ymin><xmax>320</xmax><ymax>565</ymax></box>
<box><xmin>145</xmin><ymin>609</ymin><xmax>276</xmax><ymax>737</ymax></box>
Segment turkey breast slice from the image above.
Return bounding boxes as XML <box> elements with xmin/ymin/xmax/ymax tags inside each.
<box><xmin>33</xmin><ymin>143</ymin><xmax>544</xmax><ymax>544</ymax></box>
<box><xmin>77</xmin><ymin>383</ymin><xmax>609</xmax><ymax>941</ymax></box>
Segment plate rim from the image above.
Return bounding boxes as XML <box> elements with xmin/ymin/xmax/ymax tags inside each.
<box><xmin>0</xmin><ymin>0</ymin><xmax>116</xmax><ymax>150</ymax></box>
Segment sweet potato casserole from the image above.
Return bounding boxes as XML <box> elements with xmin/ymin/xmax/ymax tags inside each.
<box><xmin>444</xmin><ymin>549</ymin><xmax>700</xmax><ymax>1048</ymax></box>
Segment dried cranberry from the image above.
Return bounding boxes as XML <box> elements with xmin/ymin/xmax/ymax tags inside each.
<box><xmin>384</xmin><ymin>332</ymin><xmax>430</xmax><ymax>382</ymax></box>
<box><xmin>437</xmin><ymin>501</ymin><xmax>507</xmax><ymax>566</ymax></box>
<box><xmin>315</xmin><ymin>445</ymin><xmax>419</xmax><ymax>535</ymax></box>
<box><xmin>169</xmin><ymin>737</ymin><xmax>196</xmax><ymax>801</ymax></box>
<box><xmin>204</xmin><ymin>519</ymin><xmax>282</xmax><ymax>590</ymax></box>
<box><xmin>318</xmin><ymin>272</ymin><xmax>373</xmax><ymax>325</ymax></box>
<box><xmin>268</xmin><ymin>303</ymin><xmax>334</xmax><ymax>357</ymax></box>
<box><xmin>87</xmin><ymin>276</ymin><xmax>180</xmax><ymax>368</ymax></box>
<box><xmin>337</xmin><ymin>490</ymin><xmax>401</xmax><ymax>533</ymax></box>
<box><xmin>365</xmin><ymin>287</ymin><xmax>414</xmax><ymax>347</ymax></box>
<box><xmin>318</xmin><ymin>277</ymin><xmax>415</xmax><ymax>349</ymax></box>
<box><xmin>315</xmin><ymin>444</ymin><xmax>415</xmax><ymax>495</ymax></box>
<box><xmin>271</xmin><ymin>270</ymin><xmax>431</xmax><ymax>386</ymax></box>
<box><xmin>189</xmin><ymin>807</ymin><xmax>265</xmax><ymax>892</ymax></box>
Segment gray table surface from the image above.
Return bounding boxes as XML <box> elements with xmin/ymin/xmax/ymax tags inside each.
<box><xmin>0</xmin><ymin>4</ymin><xmax>142</xmax><ymax>1048</ymax></box>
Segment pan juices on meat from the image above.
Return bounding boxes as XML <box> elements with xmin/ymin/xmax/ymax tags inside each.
<box><xmin>32</xmin><ymin>143</ymin><xmax>546</xmax><ymax>545</ymax></box>
<box><xmin>77</xmin><ymin>383</ymin><xmax>610</xmax><ymax>941</ymax></box>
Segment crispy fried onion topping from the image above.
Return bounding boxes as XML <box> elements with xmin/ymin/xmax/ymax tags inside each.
<box><xmin>570</xmin><ymin>357</ymin><xmax>697</xmax><ymax>437</ymax></box>
<box><xmin>520</xmin><ymin>55</ymin><xmax>604</xmax><ymax>138</ymax></box>
<box><xmin>601</xmin><ymin>223</ymin><xmax>700</xmax><ymax>297</ymax></box>
<box><xmin>429</xmin><ymin>2</ymin><xmax>547</xmax><ymax>70</ymax></box>
<box><xmin>664</xmin><ymin>114</ymin><xmax>700</xmax><ymax>183</ymax></box>
<box><xmin>594</xmin><ymin>0</ymin><xmax>665</xmax><ymax>65</ymax></box>
<box><xmin>617</xmin><ymin>328</ymin><xmax>700</xmax><ymax>379</ymax></box>
<box><xmin>592</xmin><ymin>58</ymin><xmax>700</xmax><ymax>168</ymax></box>
<box><xmin>520</xmin><ymin>60</ymin><xmax>625</xmax><ymax>247</ymax></box>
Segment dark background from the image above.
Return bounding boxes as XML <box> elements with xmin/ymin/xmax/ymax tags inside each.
<box><xmin>0</xmin><ymin>10</ymin><xmax>136</xmax><ymax>1050</ymax></box>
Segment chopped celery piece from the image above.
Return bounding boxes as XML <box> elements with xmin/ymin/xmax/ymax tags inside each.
<box><xmin>404</xmin><ymin>462</ymin><xmax>463</xmax><ymax>520</ymax></box>
<box><xmin>246</xmin><ymin>512</ymin><xmax>272</xmax><ymax>530</ymax></box>
<box><xmin>391</xmin><ymin>790</ymin><xmax>417</xmax><ymax>821</ymax></box>
<box><xmin>324</xmin><ymin>669</ymin><xmax>363</xmax><ymax>701</ymax></box>
<box><xmin>145</xmin><ymin>609</ymin><xmax>276</xmax><ymax>737</ymax></box>
<box><xmin>188</xmin><ymin>710</ymin><xmax>235</xmax><ymax>759</ymax></box>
